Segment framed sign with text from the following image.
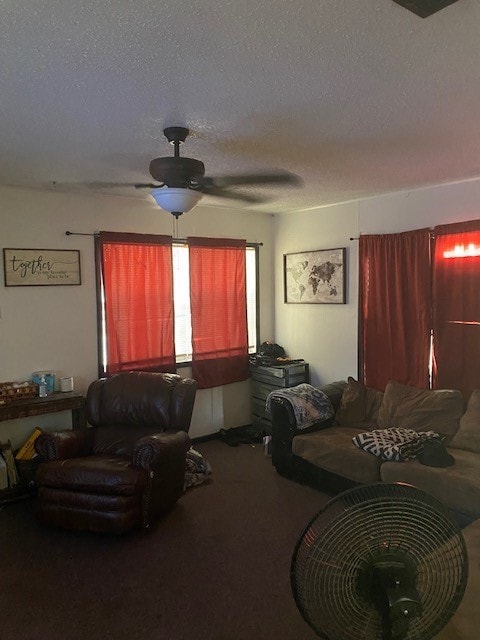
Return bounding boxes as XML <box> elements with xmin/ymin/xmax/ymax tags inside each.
<box><xmin>3</xmin><ymin>248</ymin><xmax>81</xmax><ymax>286</ymax></box>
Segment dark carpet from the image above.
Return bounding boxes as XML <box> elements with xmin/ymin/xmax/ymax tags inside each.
<box><xmin>0</xmin><ymin>439</ymin><xmax>331</xmax><ymax>640</ymax></box>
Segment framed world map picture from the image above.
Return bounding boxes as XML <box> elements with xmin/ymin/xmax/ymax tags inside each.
<box><xmin>284</xmin><ymin>247</ymin><xmax>346</xmax><ymax>304</ymax></box>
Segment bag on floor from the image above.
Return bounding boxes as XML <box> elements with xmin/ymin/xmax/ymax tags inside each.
<box><xmin>184</xmin><ymin>447</ymin><xmax>212</xmax><ymax>490</ymax></box>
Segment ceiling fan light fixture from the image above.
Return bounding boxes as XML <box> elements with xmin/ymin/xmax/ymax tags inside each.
<box><xmin>150</xmin><ymin>187</ymin><xmax>203</xmax><ymax>214</ymax></box>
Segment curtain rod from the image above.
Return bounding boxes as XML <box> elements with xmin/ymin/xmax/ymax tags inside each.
<box><xmin>65</xmin><ymin>231</ymin><xmax>263</xmax><ymax>247</ymax></box>
<box><xmin>350</xmin><ymin>230</ymin><xmax>436</xmax><ymax>241</ymax></box>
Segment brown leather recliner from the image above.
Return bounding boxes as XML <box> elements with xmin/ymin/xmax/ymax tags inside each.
<box><xmin>34</xmin><ymin>371</ymin><xmax>197</xmax><ymax>534</ymax></box>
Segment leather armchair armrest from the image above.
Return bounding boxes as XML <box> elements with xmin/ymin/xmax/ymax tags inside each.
<box><xmin>270</xmin><ymin>381</ymin><xmax>347</xmax><ymax>474</ymax></box>
<box><xmin>270</xmin><ymin>396</ymin><xmax>298</xmax><ymax>474</ymax></box>
<box><xmin>34</xmin><ymin>429</ymin><xmax>95</xmax><ymax>461</ymax></box>
<box><xmin>132</xmin><ymin>431</ymin><xmax>191</xmax><ymax>470</ymax></box>
<box><xmin>170</xmin><ymin>379</ymin><xmax>197</xmax><ymax>432</ymax></box>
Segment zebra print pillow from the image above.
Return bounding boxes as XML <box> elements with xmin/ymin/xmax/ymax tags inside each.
<box><xmin>352</xmin><ymin>428</ymin><xmax>441</xmax><ymax>462</ymax></box>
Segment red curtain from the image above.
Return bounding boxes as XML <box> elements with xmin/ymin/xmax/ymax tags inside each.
<box><xmin>432</xmin><ymin>220</ymin><xmax>480</xmax><ymax>398</ymax></box>
<box><xmin>359</xmin><ymin>229</ymin><xmax>432</xmax><ymax>390</ymax></box>
<box><xmin>188</xmin><ymin>237</ymin><xmax>249</xmax><ymax>389</ymax></box>
<box><xmin>98</xmin><ymin>231</ymin><xmax>176</xmax><ymax>375</ymax></box>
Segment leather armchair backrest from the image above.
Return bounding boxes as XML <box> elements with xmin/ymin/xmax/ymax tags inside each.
<box><xmin>86</xmin><ymin>372</ymin><xmax>197</xmax><ymax>451</ymax></box>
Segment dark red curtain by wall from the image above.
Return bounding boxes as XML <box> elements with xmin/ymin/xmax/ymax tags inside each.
<box><xmin>432</xmin><ymin>220</ymin><xmax>480</xmax><ymax>399</ymax></box>
<box><xmin>98</xmin><ymin>231</ymin><xmax>176</xmax><ymax>375</ymax></box>
<box><xmin>359</xmin><ymin>229</ymin><xmax>432</xmax><ymax>390</ymax></box>
<box><xmin>188</xmin><ymin>237</ymin><xmax>249</xmax><ymax>389</ymax></box>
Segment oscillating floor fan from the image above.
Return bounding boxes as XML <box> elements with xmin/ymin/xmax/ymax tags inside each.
<box><xmin>291</xmin><ymin>483</ymin><xmax>468</xmax><ymax>640</ymax></box>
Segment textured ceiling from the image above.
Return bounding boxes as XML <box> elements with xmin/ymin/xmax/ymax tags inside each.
<box><xmin>1</xmin><ymin>0</ymin><xmax>479</xmax><ymax>214</ymax></box>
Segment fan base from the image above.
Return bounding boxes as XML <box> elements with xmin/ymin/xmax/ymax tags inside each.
<box><xmin>149</xmin><ymin>156</ymin><xmax>205</xmax><ymax>186</ymax></box>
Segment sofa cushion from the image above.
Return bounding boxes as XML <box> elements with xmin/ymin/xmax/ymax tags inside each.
<box><xmin>449</xmin><ymin>389</ymin><xmax>480</xmax><ymax>453</ymax></box>
<box><xmin>335</xmin><ymin>377</ymin><xmax>383</xmax><ymax>426</ymax></box>
<box><xmin>292</xmin><ymin>426</ymin><xmax>382</xmax><ymax>484</ymax></box>
<box><xmin>380</xmin><ymin>448</ymin><xmax>480</xmax><ymax>518</ymax></box>
<box><xmin>320</xmin><ymin>380</ymin><xmax>348</xmax><ymax>413</ymax></box>
<box><xmin>377</xmin><ymin>380</ymin><xmax>464</xmax><ymax>439</ymax></box>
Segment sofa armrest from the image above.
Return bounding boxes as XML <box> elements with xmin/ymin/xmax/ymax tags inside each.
<box><xmin>270</xmin><ymin>380</ymin><xmax>347</xmax><ymax>474</ymax></box>
<box><xmin>132</xmin><ymin>431</ymin><xmax>191</xmax><ymax>471</ymax></box>
<box><xmin>34</xmin><ymin>429</ymin><xmax>95</xmax><ymax>461</ymax></box>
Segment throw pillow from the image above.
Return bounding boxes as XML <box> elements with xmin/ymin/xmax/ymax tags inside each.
<box><xmin>450</xmin><ymin>389</ymin><xmax>480</xmax><ymax>453</ymax></box>
<box><xmin>335</xmin><ymin>377</ymin><xmax>383</xmax><ymax>426</ymax></box>
<box><xmin>377</xmin><ymin>380</ymin><xmax>465</xmax><ymax>438</ymax></box>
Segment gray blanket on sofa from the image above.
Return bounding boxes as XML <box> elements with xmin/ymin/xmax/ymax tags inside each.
<box><xmin>266</xmin><ymin>383</ymin><xmax>334</xmax><ymax>430</ymax></box>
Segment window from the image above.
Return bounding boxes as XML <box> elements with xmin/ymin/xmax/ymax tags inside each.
<box><xmin>359</xmin><ymin>219</ymin><xmax>480</xmax><ymax>399</ymax></box>
<box><xmin>172</xmin><ymin>243</ymin><xmax>258</xmax><ymax>363</ymax></box>
<box><xmin>359</xmin><ymin>229</ymin><xmax>431</xmax><ymax>390</ymax></box>
<box><xmin>97</xmin><ymin>232</ymin><xmax>258</xmax><ymax>375</ymax></box>
<box><xmin>432</xmin><ymin>224</ymin><xmax>480</xmax><ymax>398</ymax></box>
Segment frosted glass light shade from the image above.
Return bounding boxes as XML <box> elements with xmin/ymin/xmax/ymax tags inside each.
<box><xmin>150</xmin><ymin>187</ymin><xmax>203</xmax><ymax>213</ymax></box>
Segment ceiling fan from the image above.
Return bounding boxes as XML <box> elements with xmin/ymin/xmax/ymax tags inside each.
<box><xmin>131</xmin><ymin>126</ymin><xmax>302</xmax><ymax>218</ymax></box>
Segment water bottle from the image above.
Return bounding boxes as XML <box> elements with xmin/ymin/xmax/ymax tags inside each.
<box><xmin>39</xmin><ymin>375</ymin><xmax>47</xmax><ymax>398</ymax></box>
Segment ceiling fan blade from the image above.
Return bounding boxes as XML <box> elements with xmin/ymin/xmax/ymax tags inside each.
<box><xmin>198</xmin><ymin>171</ymin><xmax>302</xmax><ymax>189</ymax></box>
<box><xmin>74</xmin><ymin>181</ymin><xmax>164</xmax><ymax>190</ymax></box>
<box><xmin>201</xmin><ymin>186</ymin><xmax>269</xmax><ymax>204</ymax></box>
<box><xmin>48</xmin><ymin>181</ymin><xmax>162</xmax><ymax>192</ymax></box>
<box><xmin>392</xmin><ymin>0</ymin><xmax>459</xmax><ymax>18</ymax></box>
<box><xmin>80</xmin><ymin>181</ymin><xmax>135</xmax><ymax>189</ymax></box>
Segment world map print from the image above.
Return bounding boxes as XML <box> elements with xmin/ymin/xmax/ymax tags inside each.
<box><xmin>284</xmin><ymin>248</ymin><xmax>346</xmax><ymax>304</ymax></box>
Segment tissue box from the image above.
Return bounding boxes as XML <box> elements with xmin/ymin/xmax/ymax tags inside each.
<box><xmin>32</xmin><ymin>371</ymin><xmax>55</xmax><ymax>395</ymax></box>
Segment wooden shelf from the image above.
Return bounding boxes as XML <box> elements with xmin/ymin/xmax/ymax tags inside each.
<box><xmin>0</xmin><ymin>393</ymin><xmax>87</xmax><ymax>504</ymax></box>
<box><xmin>0</xmin><ymin>391</ymin><xmax>86</xmax><ymax>428</ymax></box>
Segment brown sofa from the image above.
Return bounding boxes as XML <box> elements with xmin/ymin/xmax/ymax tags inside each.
<box><xmin>270</xmin><ymin>377</ymin><xmax>480</xmax><ymax>522</ymax></box>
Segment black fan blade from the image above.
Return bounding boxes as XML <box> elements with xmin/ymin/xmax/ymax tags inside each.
<box><xmin>198</xmin><ymin>171</ymin><xmax>302</xmax><ymax>189</ymax></box>
<box><xmin>201</xmin><ymin>186</ymin><xmax>268</xmax><ymax>204</ymax></box>
<box><xmin>82</xmin><ymin>182</ymin><xmax>165</xmax><ymax>189</ymax></box>
<box><xmin>392</xmin><ymin>0</ymin><xmax>459</xmax><ymax>18</ymax></box>
<box><xmin>49</xmin><ymin>181</ymin><xmax>163</xmax><ymax>191</ymax></box>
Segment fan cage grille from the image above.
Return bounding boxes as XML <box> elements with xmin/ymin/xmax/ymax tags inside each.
<box><xmin>291</xmin><ymin>483</ymin><xmax>468</xmax><ymax>640</ymax></box>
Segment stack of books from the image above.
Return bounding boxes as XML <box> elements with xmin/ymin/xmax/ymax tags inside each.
<box><xmin>0</xmin><ymin>427</ymin><xmax>43</xmax><ymax>490</ymax></box>
<box><xmin>0</xmin><ymin>442</ymin><xmax>19</xmax><ymax>489</ymax></box>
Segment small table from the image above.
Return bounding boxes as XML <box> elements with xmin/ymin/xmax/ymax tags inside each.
<box><xmin>0</xmin><ymin>391</ymin><xmax>87</xmax><ymax>429</ymax></box>
<box><xmin>0</xmin><ymin>392</ymin><xmax>87</xmax><ymax>505</ymax></box>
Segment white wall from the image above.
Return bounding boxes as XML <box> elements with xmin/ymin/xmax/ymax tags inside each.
<box><xmin>4</xmin><ymin>177</ymin><xmax>479</xmax><ymax>448</ymax></box>
<box><xmin>0</xmin><ymin>185</ymin><xmax>275</xmax><ymax>447</ymax></box>
<box><xmin>274</xmin><ymin>202</ymin><xmax>359</xmax><ymax>386</ymax></box>
<box><xmin>274</xmin><ymin>178</ymin><xmax>480</xmax><ymax>387</ymax></box>
<box><xmin>358</xmin><ymin>179</ymin><xmax>480</xmax><ymax>233</ymax></box>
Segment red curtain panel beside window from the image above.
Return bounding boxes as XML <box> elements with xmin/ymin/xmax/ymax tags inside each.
<box><xmin>188</xmin><ymin>237</ymin><xmax>250</xmax><ymax>389</ymax></box>
<box><xmin>432</xmin><ymin>220</ymin><xmax>480</xmax><ymax>399</ymax></box>
<box><xmin>359</xmin><ymin>229</ymin><xmax>432</xmax><ymax>391</ymax></box>
<box><xmin>98</xmin><ymin>232</ymin><xmax>176</xmax><ymax>375</ymax></box>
